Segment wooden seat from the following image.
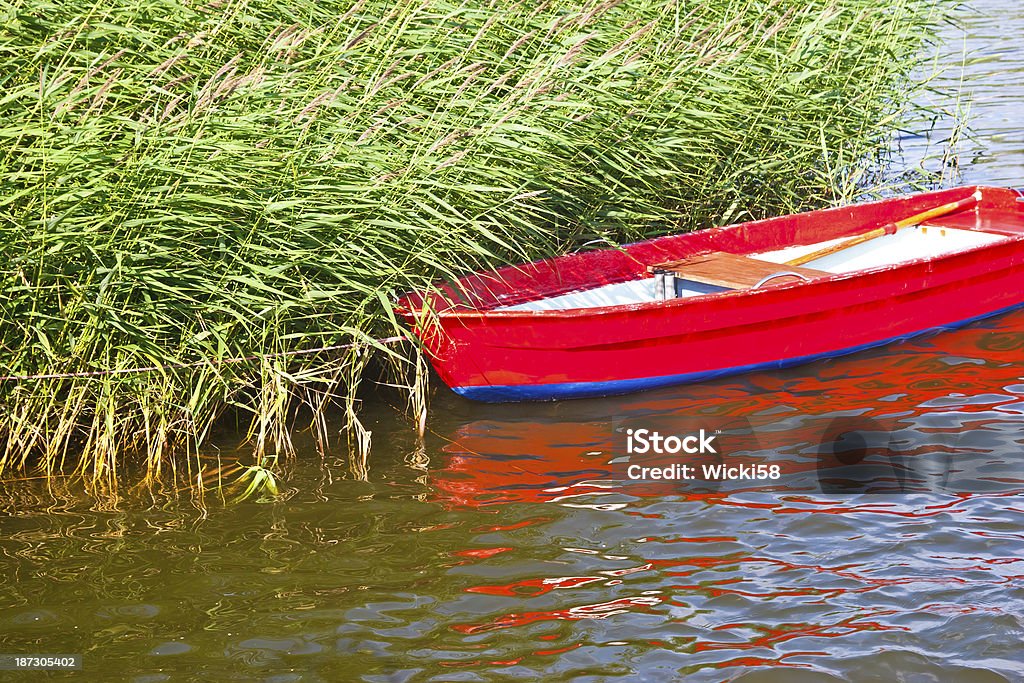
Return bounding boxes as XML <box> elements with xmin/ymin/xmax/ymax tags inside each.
<box><xmin>649</xmin><ymin>252</ymin><xmax>827</xmax><ymax>290</ymax></box>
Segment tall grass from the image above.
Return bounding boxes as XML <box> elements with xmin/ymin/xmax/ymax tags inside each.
<box><xmin>0</xmin><ymin>0</ymin><xmax>943</xmax><ymax>485</ymax></box>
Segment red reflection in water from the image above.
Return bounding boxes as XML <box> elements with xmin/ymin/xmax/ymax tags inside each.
<box><xmin>466</xmin><ymin>564</ymin><xmax>656</xmax><ymax>597</ymax></box>
<box><xmin>452</xmin><ymin>595</ymin><xmax>663</xmax><ymax>634</ymax></box>
<box><xmin>430</xmin><ymin>311</ymin><xmax>1024</xmax><ymax>509</ymax></box>
<box><xmin>918</xmin><ymin>601</ymin><xmax>1012</xmax><ymax>615</ymax></box>
<box><xmin>427</xmin><ymin>310</ymin><xmax>1024</xmax><ymax>673</ymax></box>
<box><xmin>453</xmin><ymin>547</ymin><xmax>513</xmax><ymax>559</ymax></box>
<box><xmin>695</xmin><ymin>609</ymin><xmax>907</xmax><ymax>653</ymax></box>
<box><xmin>466</xmin><ymin>575</ymin><xmax>604</xmax><ymax>597</ymax></box>
<box><xmin>533</xmin><ymin>643</ymin><xmax>582</xmax><ymax>656</ymax></box>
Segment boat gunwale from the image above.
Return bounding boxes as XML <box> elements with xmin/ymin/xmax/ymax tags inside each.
<box><xmin>408</xmin><ymin>231</ymin><xmax>1024</xmax><ymax>321</ymax></box>
<box><xmin>395</xmin><ymin>186</ymin><xmax>1024</xmax><ymax>321</ymax></box>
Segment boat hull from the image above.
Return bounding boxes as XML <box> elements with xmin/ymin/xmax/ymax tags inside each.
<box><xmin>398</xmin><ymin>187</ymin><xmax>1024</xmax><ymax>402</ymax></box>
<box><xmin>452</xmin><ymin>302</ymin><xmax>1024</xmax><ymax>401</ymax></box>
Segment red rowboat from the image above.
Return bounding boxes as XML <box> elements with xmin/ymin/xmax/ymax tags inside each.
<box><xmin>396</xmin><ymin>186</ymin><xmax>1024</xmax><ymax>402</ymax></box>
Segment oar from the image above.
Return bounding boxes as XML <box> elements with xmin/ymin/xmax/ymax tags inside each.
<box><xmin>785</xmin><ymin>190</ymin><xmax>983</xmax><ymax>267</ymax></box>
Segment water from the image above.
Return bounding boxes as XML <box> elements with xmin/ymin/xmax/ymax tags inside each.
<box><xmin>5</xmin><ymin>314</ymin><xmax>1024</xmax><ymax>681</ymax></box>
<box><xmin>4</xmin><ymin>2</ymin><xmax>1024</xmax><ymax>681</ymax></box>
<box><xmin>899</xmin><ymin>0</ymin><xmax>1024</xmax><ymax>187</ymax></box>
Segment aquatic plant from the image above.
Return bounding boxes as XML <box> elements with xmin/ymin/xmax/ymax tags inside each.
<box><xmin>0</xmin><ymin>0</ymin><xmax>944</xmax><ymax>484</ymax></box>
<box><xmin>229</xmin><ymin>455</ymin><xmax>281</xmax><ymax>503</ymax></box>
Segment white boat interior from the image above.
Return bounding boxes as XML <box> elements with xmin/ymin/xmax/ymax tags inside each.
<box><xmin>499</xmin><ymin>225</ymin><xmax>1009</xmax><ymax>312</ymax></box>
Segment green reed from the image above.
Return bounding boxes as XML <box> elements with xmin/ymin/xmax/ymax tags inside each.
<box><xmin>0</xmin><ymin>0</ymin><xmax>944</xmax><ymax>485</ymax></box>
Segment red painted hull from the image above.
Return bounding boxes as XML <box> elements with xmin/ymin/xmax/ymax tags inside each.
<box><xmin>396</xmin><ymin>186</ymin><xmax>1024</xmax><ymax>401</ymax></box>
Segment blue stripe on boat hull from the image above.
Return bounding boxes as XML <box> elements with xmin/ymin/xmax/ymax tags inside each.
<box><xmin>451</xmin><ymin>302</ymin><xmax>1024</xmax><ymax>402</ymax></box>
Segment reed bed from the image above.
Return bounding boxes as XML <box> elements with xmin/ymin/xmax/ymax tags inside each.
<box><xmin>0</xmin><ymin>0</ymin><xmax>943</xmax><ymax>485</ymax></box>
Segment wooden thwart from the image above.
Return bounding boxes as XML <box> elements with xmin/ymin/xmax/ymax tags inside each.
<box><xmin>649</xmin><ymin>252</ymin><xmax>827</xmax><ymax>290</ymax></box>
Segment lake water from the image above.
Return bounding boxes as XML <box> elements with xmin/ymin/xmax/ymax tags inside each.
<box><xmin>898</xmin><ymin>0</ymin><xmax>1024</xmax><ymax>187</ymax></box>
<box><xmin>3</xmin><ymin>2</ymin><xmax>1024</xmax><ymax>681</ymax></box>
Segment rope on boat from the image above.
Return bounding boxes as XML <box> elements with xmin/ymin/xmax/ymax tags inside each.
<box><xmin>0</xmin><ymin>335</ymin><xmax>407</xmax><ymax>382</ymax></box>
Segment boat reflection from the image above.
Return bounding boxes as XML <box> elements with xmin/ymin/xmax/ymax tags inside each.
<box><xmin>430</xmin><ymin>309</ymin><xmax>1024</xmax><ymax>507</ymax></box>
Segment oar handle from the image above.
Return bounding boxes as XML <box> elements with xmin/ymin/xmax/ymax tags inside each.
<box><xmin>785</xmin><ymin>190</ymin><xmax>982</xmax><ymax>267</ymax></box>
